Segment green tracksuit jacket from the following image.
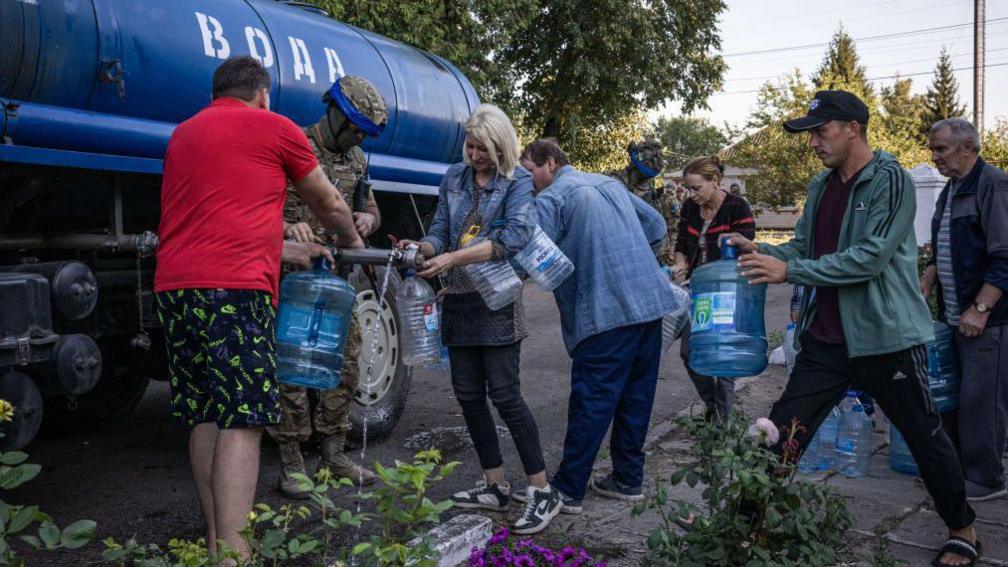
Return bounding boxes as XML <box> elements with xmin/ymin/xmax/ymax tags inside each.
<box><xmin>760</xmin><ymin>150</ymin><xmax>934</xmax><ymax>357</ymax></box>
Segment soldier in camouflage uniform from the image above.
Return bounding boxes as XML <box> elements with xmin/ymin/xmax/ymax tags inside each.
<box><xmin>654</xmin><ymin>181</ymin><xmax>681</xmax><ymax>264</ymax></box>
<box><xmin>605</xmin><ymin>140</ymin><xmax>676</xmax><ymax>264</ymax></box>
<box><xmin>268</xmin><ymin>75</ymin><xmax>388</xmax><ymax>498</ymax></box>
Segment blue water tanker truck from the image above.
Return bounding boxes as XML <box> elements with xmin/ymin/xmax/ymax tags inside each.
<box><xmin>0</xmin><ymin>0</ymin><xmax>479</xmax><ymax>449</ymax></box>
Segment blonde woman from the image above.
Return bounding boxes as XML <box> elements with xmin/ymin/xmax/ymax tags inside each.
<box><xmin>397</xmin><ymin>104</ymin><xmax>560</xmax><ymax>534</ymax></box>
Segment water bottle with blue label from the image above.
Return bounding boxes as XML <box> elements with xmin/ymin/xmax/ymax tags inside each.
<box><xmin>397</xmin><ymin>270</ymin><xmax>441</xmax><ymax>367</ymax></box>
<box><xmin>835</xmin><ymin>390</ymin><xmax>873</xmax><ymax>477</ymax></box>
<box><xmin>888</xmin><ymin>424</ymin><xmax>919</xmax><ymax>476</ymax></box>
<box><xmin>276</xmin><ymin>256</ymin><xmax>357</xmax><ymax>390</ymax></box>
<box><xmin>688</xmin><ymin>241</ymin><xmax>768</xmax><ymax>377</ymax></box>
<box><xmin>798</xmin><ymin>405</ymin><xmax>839</xmax><ymax>473</ymax></box>
<box><xmin>927</xmin><ymin>321</ymin><xmax>959</xmax><ymax>412</ymax></box>
<box><xmin>514</xmin><ymin>225</ymin><xmax>574</xmax><ymax>291</ymax></box>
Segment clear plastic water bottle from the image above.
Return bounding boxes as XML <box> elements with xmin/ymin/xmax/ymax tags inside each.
<box><xmin>660</xmin><ymin>267</ymin><xmax>691</xmax><ymax>352</ymax></box>
<box><xmin>396</xmin><ymin>270</ymin><xmax>440</xmax><ymax>366</ymax></box>
<box><xmin>798</xmin><ymin>406</ymin><xmax>839</xmax><ymax>473</ymax></box>
<box><xmin>462</xmin><ymin>238</ymin><xmax>523</xmax><ymax>311</ymax></box>
<box><xmin>888</xmin><ymin>424</ymin><xmax>919</xmax><ymax>476</ymax></box>
<box><xmin>835</xmin><ymin>391</ymin><xmax>873</xmax><ymax>477</ymax></box>
<box><xmin>783</xmin><ymin>323</ymin><xmax>798</xmax><ymax>377</ymax></box>
<box><xmin>276</xmin><ymin>256</ymin><xmax>357</xmax><ymax>389</ymax></box>
<box><xmin>513</xmin><ymin>226</ymin><xmax>574</xmax><ymax>291</ymax></box>
<box><xmin>927</xmin><ymin>322</ymin><xmax>959</xmax><ymax>413</ymax></box>
<box><xmin>688</xmin><ymin>242</ymin><xmax>768</xmax><ymax>377</ymax></box>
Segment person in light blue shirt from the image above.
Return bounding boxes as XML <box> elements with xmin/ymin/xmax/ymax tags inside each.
<box><xmin>520</xmin><ymin>139</ymin><xmax>678</xmax><ymax>510</ymax></box>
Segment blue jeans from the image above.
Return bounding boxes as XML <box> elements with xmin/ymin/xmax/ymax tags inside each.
<box><xmin>551</xmin><ymin>319</ymin><xmax>662</xmax><ymax>500</ymax></box>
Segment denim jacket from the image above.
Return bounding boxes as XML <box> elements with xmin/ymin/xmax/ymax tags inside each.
<box><xmin>533</xmin><ymin>166</ymin><xmax>677</xmax><ymax>353</ymax></box>
<box><xmin>421</xmin><ymin>163</ymin><xmax>535</xmax><ymax>260</ymax></box>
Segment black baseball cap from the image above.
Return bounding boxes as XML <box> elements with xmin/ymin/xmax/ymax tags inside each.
<box><xmin>783</xmin><ymin>90</ymin><xmax>869</xmax><ymax>133</ymax></box>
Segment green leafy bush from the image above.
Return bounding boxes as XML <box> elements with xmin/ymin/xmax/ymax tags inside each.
<box><xmin>632</xmin><ymin>411</ymin><xmax>852</xmax><ymax>567</ymax></box>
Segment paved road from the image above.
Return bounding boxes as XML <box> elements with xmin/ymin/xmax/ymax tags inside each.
<box><xmin>8</xmin><ymin>283</ymin><xmax>794</xmax><ymax>564</ymax></box>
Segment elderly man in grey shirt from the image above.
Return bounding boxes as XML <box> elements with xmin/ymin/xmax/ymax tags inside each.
<box><xmin>921</xmin><ymin>118</ymin><xmax>1008</xmax><ymax>503</ymax></box>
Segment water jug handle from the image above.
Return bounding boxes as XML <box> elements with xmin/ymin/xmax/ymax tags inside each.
<box><xmin>720</xmin><ymin>240</ymin><xmax>737</xmax><ymax>260</ymax></box>
<box><xmin>314</xmin><ymin>255</ymin><xmax>332</xmax><ymax>273</ymax></box>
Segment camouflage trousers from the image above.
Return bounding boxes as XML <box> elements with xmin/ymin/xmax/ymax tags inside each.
<box><xmin>267</xmin><ymin>313</ymin><xmax>362</xmax><ymax>443</ymax></box>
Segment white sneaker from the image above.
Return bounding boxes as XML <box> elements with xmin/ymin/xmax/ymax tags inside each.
<box><xmin>451</xmin><ymin>478</ymin><xmax>510</xmax><ymax>511</ymax></box>
<box><xmin>512</xmin><ymin>484</ymin><xmax>562</xmax><ymax>535</ymax></box>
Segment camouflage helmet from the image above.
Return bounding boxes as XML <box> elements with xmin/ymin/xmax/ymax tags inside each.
<box><xmin>627</xmin><ymin>140</ymin><xmax>666</xmax><ymax>178</ymax></box>
<box><xmin>323</xmin><ymin>75</ymin><xmax>388</xmax><ymax>137</ymax></box>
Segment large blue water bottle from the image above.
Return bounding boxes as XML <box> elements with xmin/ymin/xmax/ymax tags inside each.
<box><xmin>276</xmin><ymin>256</ymin><xmax>357</xmax><ymax>389</ymax></box>
<box><xmin>888</xmin><ymin>321</ymin><xmax>960</xmax><ymax>475</ymax></box>
<box><xmin>688</xmin><ymin>241</ymin><xmax>768</xmax><ymax>377</ymax></box>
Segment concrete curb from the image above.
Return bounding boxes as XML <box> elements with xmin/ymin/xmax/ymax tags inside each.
<box><xmin>411</xmin><ymin>513</ymin><xmax>492</xmax><ymax>567</ymax></box>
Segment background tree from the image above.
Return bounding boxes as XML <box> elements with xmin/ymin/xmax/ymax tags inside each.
<box><xmin>495</xmin><ymin>0</ymin><xmax>726</xmax><ymax>145</ymax></box>
<box><xmin>920</xmin><ymin>48</ymin><xmax>968</xmax><ymax>137</ymax></box>
<box><xmin>982</xmin><ymin>119</ymin><xmax>1008</xmax><ymax>170</ymax></box>
<box><xmin>876</xmin><ymin>76</ymin><xmax>929</xmax><ymax>166</ymax></box>
<box><xmin>650</xmin><ymin>116</ymin><xmax>728</xmax><ymax>171</ymax></box>
<box><xmin>309</xmin><ymin>0</ymin><xmax>530</xmax><ymax>104</ymax></box>
<box><xmin>812</xmin><ymin>27</ymin><xmax>871</xmax><ymax>98</ymax></box>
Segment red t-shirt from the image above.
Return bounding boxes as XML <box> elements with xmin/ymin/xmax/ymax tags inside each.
<box><xmin>155</xmin><ymin>98</ymin><xmax>318</xmax><ymax>303</ymax></box>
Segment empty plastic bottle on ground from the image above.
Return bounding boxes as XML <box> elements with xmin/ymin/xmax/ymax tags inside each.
<box><xmin>835</xmin><ymin>391</ymin><xmax>873</xmax><ymax>478</ymax></box>
<box><xmin>462</xmin><ymin>238</ymin><xmax>523</xmax><ymax>310</ymax></box>
<box><xmin>276</xmin><ymin>256</ymin><xmax>357</xmax><ymax>389</ymax></box>
<box><xmin>799</xmin><ymin>405</ymin><xmax>839</xmax><ymax>473</ymax></box>
<box><xmin>783</xmin><ymin>323</ymin><xmax>798</xmax><ymax>377</ymax></box>
<box><xmin>660</xmin><ymin>266</ymin><xmax>691</xmax><ymax>352</ymax></box>
<box><xmin>687</xmin><ymin>242</ymin><xmax>768</xmax><ymax>377</ymax></box>
<box><xmin>513</xmin><ymin>225</ymin><xmax>574</xmax><ymax>291</ymax></box>
<box><xmin>397</xmin><ymin>270</ymin><xmax>440</xmax><ymax>367</ymax></box>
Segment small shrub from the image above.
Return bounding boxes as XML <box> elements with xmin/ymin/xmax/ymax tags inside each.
<box><xmin>0</xmin><ymin>399</ymin><xmax>96</xmax><ymax>566</ymax></box>
<box><xmin>632</xmin><ymin>410</ymin><xmax>853</xmax><ymax>567</ymax></box>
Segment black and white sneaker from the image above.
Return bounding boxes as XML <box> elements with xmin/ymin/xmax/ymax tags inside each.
<box><xmin>590</xmin><ymin>474</ymin><xmax>644</xmax><ymax>501</ymax></box>
<box><xmin>557</xmin><ymin>489</ymin><xmax>583</xmax><ymax>515</ymax></box>
<box><xmin>451</xmin><ymin>478</ymin><xmax>510</xmax><ymax>511</ymax></box>
<box><xmin>512</xmin><ymin>485</ymin><xmax>562</xmax><ymax>535</ymax></box>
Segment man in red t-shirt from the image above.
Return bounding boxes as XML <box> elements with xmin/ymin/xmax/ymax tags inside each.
<box><xmin>154</xmin><ymin>56</ymin><xmax>362</xmax><ymax>559</ymax></box>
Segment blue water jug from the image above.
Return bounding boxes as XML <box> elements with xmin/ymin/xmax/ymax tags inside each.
<box><xmin>888</xmin><ymin>425</ymin><xmax>919</xmax><ymax>476</ymax></box>
<box><xmin>927</xmin><ymin>321</ymin><xmax>959</xmax><ymax>412</ymax></box>
<box><xmin>276</xmin><ymin>256</ymin><xmax>357</xmax><ymax>389</ymax></box>
<box><xmin>688</xmin><ymin>242</ymin><xmax>768</xmax><ymax>378</ymax></box>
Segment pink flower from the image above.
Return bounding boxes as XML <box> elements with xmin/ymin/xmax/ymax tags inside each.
<box><xmin>746</xmin><ymin>417</ymin><xmax>780</xmax><ymax>446</ymax></box>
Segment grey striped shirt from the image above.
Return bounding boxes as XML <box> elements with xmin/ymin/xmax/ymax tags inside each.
<box><xmin>936</xmin><ymin>179</ymin><xmax>962</xmax><ymax>325</ymax></box>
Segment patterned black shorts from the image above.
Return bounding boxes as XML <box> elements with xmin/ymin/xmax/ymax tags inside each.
<box><xmin>155</xmin><ymin>289</ymin><xmax>281</xmax><ymax>429</ymax></box>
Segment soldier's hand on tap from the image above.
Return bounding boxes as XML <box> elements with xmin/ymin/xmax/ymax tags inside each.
<box><xmin>353</xmin><ymin>212</ymin><xmax>378</xmax><ymax>237</ymax></box>
<box><xmin>284</xmin><ymin>221</ymin><xmax>318</xmax><ymax>243</ymax></box>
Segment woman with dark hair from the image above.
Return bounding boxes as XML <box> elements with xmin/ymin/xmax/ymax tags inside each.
<box><xmin>673</xmin><ymin>156</ymin><xmax>757</xmax><ymax>422</ymax></box>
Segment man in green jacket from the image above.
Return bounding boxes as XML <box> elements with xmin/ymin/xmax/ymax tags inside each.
<box><xmin>726</xmin><ymin>90</ymin><xmax>980</xmax><ymax>567</ymax></box>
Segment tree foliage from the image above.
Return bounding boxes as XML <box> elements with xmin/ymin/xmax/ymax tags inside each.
<box><xmin>921</xmin><ymin>48</ymin><xmax>968</xmax><ymax>136</ymax></box>
<box><xmin>499</xmin><ymin>0</ymin><xmax>727</xmax><ymax>146</ymax></box>
<box><xmin>728</xmin><ymin>30</ymin><xmax>948</xmax><ymax>209</ymax></box>
<box><xmin>311</xmin><ymin>0</ymin><xmax>728</xmax><ymax>162</ymax></box>
<box><xmin>982</xmin><ymin>119</ymin><xmax>1008</xmax><ymax>170</ymax></box>
<box><xmin>650</xmin><ymin>116</ymin><xmax>728</xmax><ymax>171</ymax></box>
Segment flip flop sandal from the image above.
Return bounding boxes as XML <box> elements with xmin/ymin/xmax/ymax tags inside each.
<box><xmin>931</xmin><ymin>536</ymin><xmax>982</xmax><ymax>567</ymax></box>
<box><xmin>674</xmin><ymin>515</ymin><xmax>695</xmax><ymax>531</ymax></box>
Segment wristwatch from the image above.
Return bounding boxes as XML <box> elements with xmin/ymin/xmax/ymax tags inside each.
<box><xmin>975</xmin><ymin>302</ymin><xmax>990</xmax><ymax>313</ymax></box>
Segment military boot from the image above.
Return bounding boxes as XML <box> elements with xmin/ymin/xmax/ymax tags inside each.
<box><xmin>320</xmin><ymin>433</ymin><xmax>376</xmax><ymax>487</ymax></box>
<box><xmin>277</xmin><ymin>441</ymin><xmax>311</xmax><ymax>500</ymax></box>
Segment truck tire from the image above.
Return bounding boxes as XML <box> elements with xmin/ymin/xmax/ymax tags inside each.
<box><xmin>346</xmin><ymin>265</ymin><xmax>411</xmax><ymax>445</ymax></box>
<box><xmin>46</xmin><ymin>340</ymin><xmax>150</xmax><ymax>425</ymax></box>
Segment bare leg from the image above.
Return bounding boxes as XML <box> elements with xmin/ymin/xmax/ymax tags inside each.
<box><xmin>484</xmin><ymin>466</ymin><xmax>507</xmax><ymax>486</ymax></box>
<box><xmin>527</xmin><ymin>471</ymin><xmax>547</xmax><ymax>489</ymax></box>
<box><xmin>189</xmin><ymin>423</ymin><xmax>219</xmax><ymax>553</ymax></box>
<box><xmin>212</xmin><ymin>427</ymin><xmax>264</xmax><ymax>561</ymax></box>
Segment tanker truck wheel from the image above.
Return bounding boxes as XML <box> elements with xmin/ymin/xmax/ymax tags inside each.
<box><xmin>346</xmin><ymin>265</ymin><xmax>410</xmax><ymax>445</ymax></box>
<box><xmin>46</xmin><ymin>340</ymin><xmax>150</xmax><ymax>425</ymax></box>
